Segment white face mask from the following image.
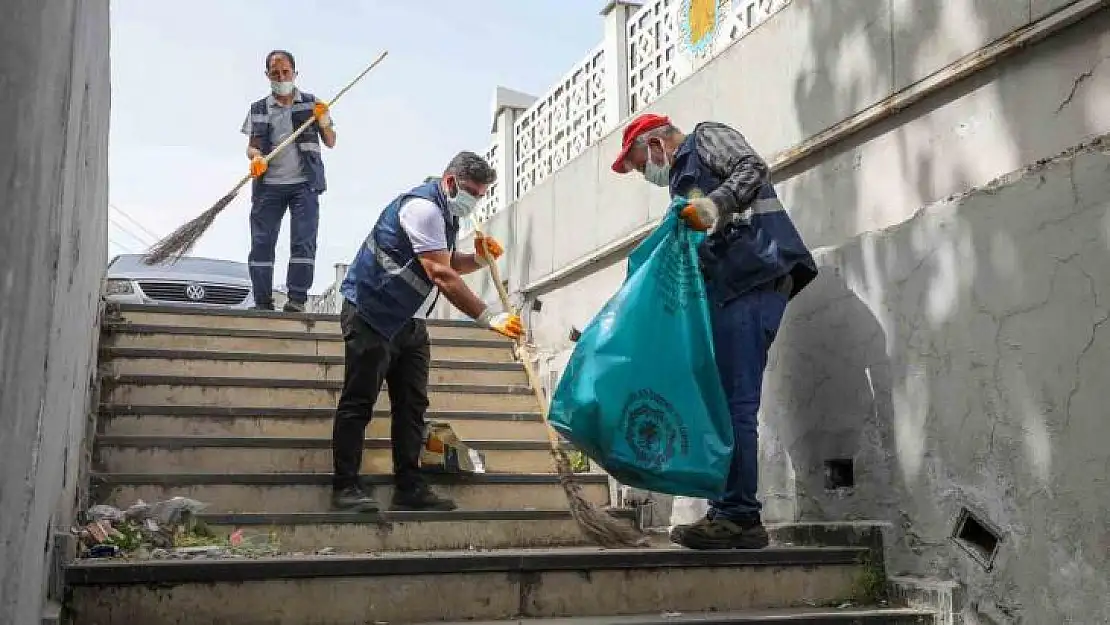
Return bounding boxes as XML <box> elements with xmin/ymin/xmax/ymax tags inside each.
<box><xmin>448</xmin><ymin>180</ymin><xmax>479</xmax><ymax>218</ymax></box>
<box><xmin>271</xmin><ymin>80</ymin><xmax>295</xmax><ymax>96</ymax></box>
<box><xmin>644</xmin><ymin>159</ymin><xmax>671</xmax><ymax>187</ymax></box>
<box><xmin>642</xmin><ymin>142</ymin><xmax>671</xmax><ymax>187</ymax></box>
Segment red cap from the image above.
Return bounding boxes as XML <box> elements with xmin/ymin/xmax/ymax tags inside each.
<box><xmin>611</xmin><ymin>113</ymin><xmax>671</xmax><ymax>173</ymax></box>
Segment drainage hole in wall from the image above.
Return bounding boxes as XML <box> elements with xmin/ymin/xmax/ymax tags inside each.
<box><xmin>823</xmin><ymin>459</ymin><xmax>855</xmax><ymax>490</ymax></box>
<box><xmin>952</xmin><ymin>508</ymin><xmax>1002</xmax><ymax>570</ymax></box>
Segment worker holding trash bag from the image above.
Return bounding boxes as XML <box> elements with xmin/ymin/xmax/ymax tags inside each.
<box><xmin>243</xmin><ymin>49</ymin><xmax>337</xmax><ymax>313</ymax></box>
<box><xmin>608</xmin><ymin>114</ymin><xmax>818</xmax><ymax>550</ymax></box>
<box><xmin>330</xmin><ymin>151</ymin><xmax>524</xmax><ymax>513</ymax></box>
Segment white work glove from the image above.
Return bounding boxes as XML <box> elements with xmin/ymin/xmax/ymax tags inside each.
<box><xmin>678</xmin><ymin>197</ymin><xmax>720</xmax><ymax>232</ymax></box>
<box><xmin>476</xmin><ymin>307</ymin><xmax>524</xmax><ymax>340</ymax></box>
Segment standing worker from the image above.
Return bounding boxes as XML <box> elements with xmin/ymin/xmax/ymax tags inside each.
<box><xmin>243</xmin><ymin>49</ymin><xmax>336</xmax><ymax>312</ymax></box>
<box><xmin>611</xmin><ymin>114</ymin><xmax>818</xmax><ymax>550</ymax></box>
<box><xmin>330</xmin><ymin>151</ymin><xmax>524</xmax><ymax>512</ymax></box>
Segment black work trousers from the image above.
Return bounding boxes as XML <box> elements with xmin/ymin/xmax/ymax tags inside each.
<box><xmin>332</xmin><ymin>300</ymin><xmax>430</xmax><ymax>492</ymax></box>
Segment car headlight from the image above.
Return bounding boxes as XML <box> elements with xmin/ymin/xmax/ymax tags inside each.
<box><xmin>104</xmin><ymin>279</ymin><xmax>134</xmax><ymax>295</ymax></box>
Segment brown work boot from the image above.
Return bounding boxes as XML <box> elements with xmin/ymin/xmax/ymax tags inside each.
<box><xmin>669</xmin><ymin>513</ymin><xmax>714</xmax><ymax>544</ymax></box>
<box><xmin>676</xmin><ymin>515</ymin><xmax>769</xmax><ymax>550</ymax></box>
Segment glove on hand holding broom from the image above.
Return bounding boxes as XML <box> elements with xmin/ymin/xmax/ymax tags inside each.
<box><xmin>247</xmin><ymin>102</ymin><xmax>332</xmax><ymax>180</ymax></box>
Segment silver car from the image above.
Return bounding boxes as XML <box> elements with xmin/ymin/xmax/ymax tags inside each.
<box><xmin>103</xmin><ymin>254</ymin><xmax>255</xmax><ymax>309</ymax></box>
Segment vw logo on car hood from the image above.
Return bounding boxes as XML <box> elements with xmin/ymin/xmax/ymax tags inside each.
<box><xmin>184</xmin><ymin>284</ymin><xmax>206</xmax><ymax>301</ymax></box>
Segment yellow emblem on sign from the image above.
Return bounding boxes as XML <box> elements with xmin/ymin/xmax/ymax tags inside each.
<box><xmin>689</xmin><ymin>0</ymin><xmax>717</xmax><ymax>44</ymax></box>
<box><xmin>680</xmin><ymin>0</ymin><xmax>726</xmax><ymax>58</ymax></box>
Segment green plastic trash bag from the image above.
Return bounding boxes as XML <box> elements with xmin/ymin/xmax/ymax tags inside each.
<box><xmin>549</xmin><ymin>198</ymin><xmax>733</xmax><ymax>499</ymax></box>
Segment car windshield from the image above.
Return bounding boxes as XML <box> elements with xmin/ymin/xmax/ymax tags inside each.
<box><xmin>108</xmin><ymin>254</ymin><xmax>248</xmax><ymax>278</ymax></box>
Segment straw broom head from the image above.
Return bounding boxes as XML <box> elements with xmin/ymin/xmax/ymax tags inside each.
<box><xmin>142</xmin><ymin>191</ymin><xmax>237</xmax><ymax>265</ymax></box>
<box><xmin>553</xmin><ymin>450</ymin><xmax>651</xmax><ymax>548</ymax></box>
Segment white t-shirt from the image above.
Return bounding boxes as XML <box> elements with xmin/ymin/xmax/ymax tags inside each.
<box><xmin>398</xmin><ymin>197</ymin><xmax>449</xmax><ymax>319</ymax></box>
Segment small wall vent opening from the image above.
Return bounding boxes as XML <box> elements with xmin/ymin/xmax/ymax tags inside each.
<box><xmin>823</xmin><ymin>459</ymin><xmax>855</xmax><ymax>490</ymax></box>
<box><xmin>531</xmin><ymin>299</ymin><xmax>543</xmax><ymax>312</ymax></box>
<box><xmin>952</xmin><ymin>507</ymin><xmax>1002</xmax><ymax>570</ymax></box>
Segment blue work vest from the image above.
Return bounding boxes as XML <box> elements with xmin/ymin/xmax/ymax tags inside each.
<box><xmin>247</xmin><ymin>91</ymin><xmax>327</xmax><ymax>199</ymax></box>
<box><xmin>340</xmin><ymin>180</ymin><xmax>459</xmax><ymax>340</ymax></box>
<box><xmin>669</xmin><ymin>126</ymin><xmax>818</xmax><ymax>305</ymax></box>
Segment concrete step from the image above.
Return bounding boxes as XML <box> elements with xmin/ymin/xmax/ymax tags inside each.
<box><xmin>100</xmin><ymin>347</ymin><xmax>529</xmax><ymax>386</ymax></box>
<box><xmin>109</xmin><ymin>302</ymin><xmax>493</xmax><ymax>340</ymax></box>
<box><xmin>94</xmin><ymin>435</ymin><xmax>567</xmax><ymax>475</ymax></box>
<box><xmin>90</xmin><ymin>472</ymin><xmax>611</xmax><ymax>513</ymax></box>
<box><xmin>98</xmin><ymin>405</ymin><xmax>550</xmax><ymax>441</ymax></box>
<box><xmin>102</xmin><ymin>375</ymin><xmax>539</xmax><ymax>412</ymax></box>
<box><xmin>195</xmin><ymin>509</ymin><xmax>640</xmax><ymax>552</ymax></box>
<box><xmin>426</xmin><ymin>608</ymin><xmax>934</xmax><ymax>624</ymax></box>
<box><xmin>66</xmin><ymin>546</ymin><xmax>875</xmax><ymax>623</ymax></box>
<box><xmin>102</xmin><ymin>323</ymin><xmax>514</xmax><ymax>361</ymax></box>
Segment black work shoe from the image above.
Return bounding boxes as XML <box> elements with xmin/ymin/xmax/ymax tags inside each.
<box><xmin>677</xmin><ymin>515</ymin><xmax>769</xmax><ymax>550</ymax></box>
<box><xmin>669</xmin><ymin>513</ymin><xmax>714</xmax><ymax>544</ymax></box>
<box><xmin>391</xmin><ymin>487</ymin><xmax>457</xmax><ymax>511</ymax></box>
<box><xmin>331</xmin><ymin>486</ymin><xmax>380</xmax><ymax>512</ymax></box>
<box><xmin>282</xmin><ymin>300</ymin><xmax>306</xmax><ymax>313</ymax></box>
<box><xmin>251</xmin><ymin>303</ymin><xmax>274</xmax><ymax>311</ymax></box>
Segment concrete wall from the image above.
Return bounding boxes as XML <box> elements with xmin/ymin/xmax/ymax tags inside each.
<box><xmin>769</xmin><ymin>133</ymin><xmax>1110</xmax><ymax>624</ymax></box>
<box><xmin>0</xmin><ymin>1</ymin><xmax>111</xmax><ymax>623</ymax></box>
<box><xmin>438</xmin><ymin>1</ymin><xmax>1110</xmax><ymax>622</ymax></box>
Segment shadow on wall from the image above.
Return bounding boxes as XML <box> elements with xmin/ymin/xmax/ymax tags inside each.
<box><xmin>764</xmin><ymin>261</ymin><xmax>897</xmax><ymax>525</ymax></box>
<box><xmin>763</xmin><ymin>1</ymin><xmax>1110</xmax><ymax>621</ymax></box>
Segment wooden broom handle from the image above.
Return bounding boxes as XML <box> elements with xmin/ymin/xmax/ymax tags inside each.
<box><xmin>473</xmin><ymin>226</ymin><xmax>563</xmax><ymax>453</ymax></box>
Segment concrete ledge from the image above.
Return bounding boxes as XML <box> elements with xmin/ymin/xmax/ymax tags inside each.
<box><xmin>429</xmin><ymin>607</ymin><xmax>935</xmax><ymax>624</ymax></box>
<box><xmin>90</xmin><ymin>472</ymin><xmax>606</xmax><ymax>487</ymax></box>
<box><xmin>193</xmin><ymin>510</ymin><xmax>641</xmax><ymax>552</ymax></box>
<box><xmin>108</xmin><ymin>302</ymin><xmax>479</xmax><ymax>327</ymax></box>
<box><xmin>199</xmin><ymin>508</ymin><xmax>636</xmax><ymax>525</ymax></box>
<box><xmin>100</xmin><ymin>347</ymin><xmax>520</xmax><ymax>370</ymax></box>
<box><xmin>101</xmin><ymin>322</ymin><xmax>508</xmax><ymax>346</ymax></box>
<box><xmin>95</xmin><ymin>435</ymin><xmax>557</xmax><ymax>451</ymax></box>
<box><xmin>100</xmin><ymin>374</ymin><xmax>533</xmax><ymax>395</ymax></box>
<box><xmin>65</xmin><ymin>546</ymin><xmax>867</xmax><ymax>585</ymax></box>
<box><xmin>98</xmin><ymin>405</ymin><xmax>542</xmax><ymax>420</ymax></box>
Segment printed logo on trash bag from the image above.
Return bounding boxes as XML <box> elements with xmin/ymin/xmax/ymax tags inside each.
<box><xmin>620</xmin><ymin>389</ymin><xmax>689</xmax><ymax>469</ymax></box>
<box><xmin>654</xmin><ymin>234</ymin><xmax>704</xmax><ymax>316</ymax></box>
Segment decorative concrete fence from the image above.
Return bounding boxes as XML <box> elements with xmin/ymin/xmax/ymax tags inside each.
<box><xmin>312</xmin><ymin>0</ymin><xmax>793</xmax><ymax>303</ymax></box>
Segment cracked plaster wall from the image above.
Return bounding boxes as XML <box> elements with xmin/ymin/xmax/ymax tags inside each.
<box><xmin>768</xmin><ymin>135</ymin><xmax>1110</xmax><ymax>625</ymax></box>
<box><xmin>432</xmin><ymin>2</ymin><xmax>1110</xmax><ymax>623</ymax></box>
<box><xmin>0</xmin><ymin>1</ymin><xmax>111</xmax><ymax>622</ymax></box>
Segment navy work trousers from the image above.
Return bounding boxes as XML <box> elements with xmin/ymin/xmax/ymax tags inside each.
<box><xmin>248</xmin><ymin>182</ymin><xmax>319</xmax><ymax>305</ymax></box>
<box><xmin>708</xmin><ymin>284</ymin><xmax>788</xmax><ymax>521</ymax></box>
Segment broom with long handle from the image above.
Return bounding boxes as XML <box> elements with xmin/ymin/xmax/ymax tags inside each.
<box><xmin>473</xmin><ymin>224</ymin><xmax>648</xmax><ymax>548</ymax></box>
<box><xmin>143</xmin><ymin>50</ymin><xmax>390</xmax><ymax>265</ymax></box>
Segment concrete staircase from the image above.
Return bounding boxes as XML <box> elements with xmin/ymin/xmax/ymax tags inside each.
<box><xmin>65</xmin><ymin>304</ymin><xmax>934</xmax><ymax>624</ymax></box>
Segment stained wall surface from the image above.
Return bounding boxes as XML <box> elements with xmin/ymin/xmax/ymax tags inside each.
<box><xmin>437</xmin><ymin>2</ymin><xmax>1110</xmax><ymax>622</ymax></box>
<box><xmin>0</xmin><ymin>1</ymin><xmax>111</xmax><ymax>622</ymax></box>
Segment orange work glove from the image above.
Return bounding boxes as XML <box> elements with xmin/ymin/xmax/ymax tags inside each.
<box><xmin>477</xmin><ymin>308</ymin><xmax>524</xmax><ymax>340</ymax></box>
<box><xmin>249</xmin><ymin>156</ymin><xmax>268</xmax><ymax>179</ymax></box>
<box><xmin>473</xmin><ymin>234</ymin><xmax>504</xmax><ymax>266</ymax></box>
<box><xmin>313</xmin><ymin>101</ymin><xmax>332</xmax><ymax>128</ymax></box>
<box><xmin>678</xmin><ymin>197</ymin><xmax>719</xmax><ymax>232</ymax></box>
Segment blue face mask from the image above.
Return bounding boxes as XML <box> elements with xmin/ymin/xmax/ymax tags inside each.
<box><xmin>448</xmin><ymin>180</ymin><xmax>479</xmax><ymax>218</ymax></box>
